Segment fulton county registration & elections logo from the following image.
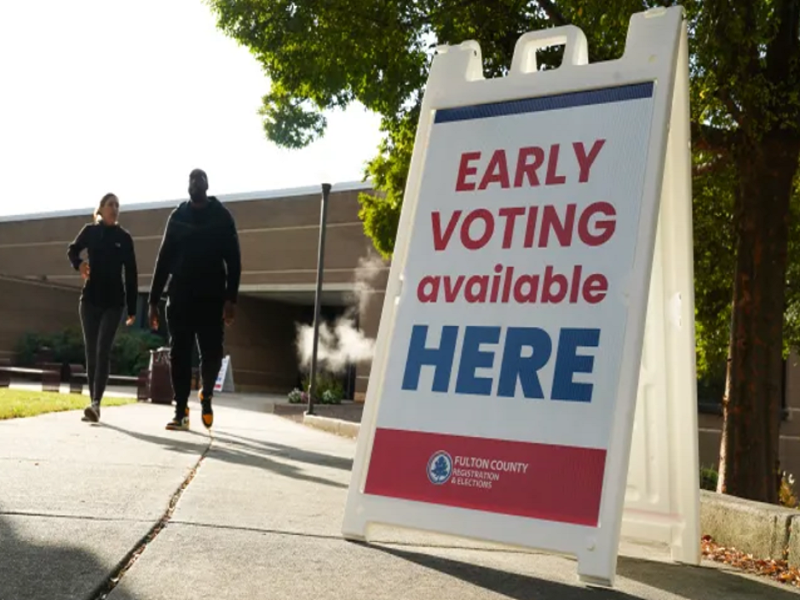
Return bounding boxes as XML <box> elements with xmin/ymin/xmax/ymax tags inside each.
<box><xmin>427</xmin><ymin>451</ymin><xmax>453</xmax><ymax>485</ymax></box>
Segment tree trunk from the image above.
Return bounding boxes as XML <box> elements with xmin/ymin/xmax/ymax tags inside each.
<box><xmin>718</xmin><ymin>135</ymin><xmax>800</xmax><ymax>503</ymax></box>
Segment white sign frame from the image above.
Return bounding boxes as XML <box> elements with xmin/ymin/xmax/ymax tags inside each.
<box><xmin>214</xmin><ymin>355</ymin><xmax>235</xmax><ymax>393</ymax></box>
<box><xmin>343</xmin><ymin>6</ymin><xmax>697</xmax><ymax>587</ymax></box>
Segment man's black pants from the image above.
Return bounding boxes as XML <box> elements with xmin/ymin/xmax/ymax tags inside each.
<box><xmin>166</xmin><ymin>298</ymin><xmax>224</xmax><ymax>414</ymax></box>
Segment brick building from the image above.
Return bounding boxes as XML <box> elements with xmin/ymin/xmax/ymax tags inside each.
<box><xmin>0</xmin><ymin>181</ymin><xmax>386</xmax><ymax>399</ymax></box>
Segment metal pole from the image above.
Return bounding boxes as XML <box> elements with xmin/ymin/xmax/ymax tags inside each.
<box><xmin>307</xmin><ymin>182</ymin><xmax>331</xmax><ymax>415</ymax></box>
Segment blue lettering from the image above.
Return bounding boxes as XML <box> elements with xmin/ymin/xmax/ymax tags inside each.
<box><xmin>401</xmin><ymin>324</ymin><xmax>458</xmax><ymax>392</ymax></box>
<box><xmin>401</xmin><ymin>324</ymin><xmax>599</xmax><ymax>401</ymax></box>
<box><xmin>455</xmin><ymin>326</ymin><xmax>500</xmax><ymax>396</ymax></box>
<box><xmin>551</xmin><ymin>328</ymin><xmax>600</xmax><ymax>402</ymax></box>
<box><xmin>497</xmin><ymin>327</ymin><xmax>552</xmax><ymax>399</ymax></box>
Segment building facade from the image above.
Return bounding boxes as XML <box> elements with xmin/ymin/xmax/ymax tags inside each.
<box><xmin>0</xmin><ymin>182</ymin><xmax>387</xmax><ymax>399</ymax></box>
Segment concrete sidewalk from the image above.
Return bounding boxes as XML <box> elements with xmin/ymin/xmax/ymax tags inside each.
<box><xmin>1</xmin><ymin>400</ymin><xmax>796</xmax><ymax>600</ymax></box>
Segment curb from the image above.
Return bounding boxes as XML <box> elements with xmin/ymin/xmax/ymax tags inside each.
<box><xmin>700</xmin><ymin>490</ymin><xmax>797</xmax><ymax>561</ymax></box>
<box><xmin>303</xmin><ymin>414</ymin><xmax>361</xmax><ymax>439</ymax></box>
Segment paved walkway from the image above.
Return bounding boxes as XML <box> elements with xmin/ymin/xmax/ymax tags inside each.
<box><xmin>0</xmin><ymin>397</ymin><xmax>795</xmax><ymax>599</ymax></box>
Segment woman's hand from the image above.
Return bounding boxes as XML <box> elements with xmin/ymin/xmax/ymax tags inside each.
<box><xmin>79</xmin><ymin>262</ymin><xmax>90</xmax><ymax>280</ymax></box>
<box><xmin>125</xmin><ymin>316</ymin><xmax>135</xmax><ymax>326</ymax></box>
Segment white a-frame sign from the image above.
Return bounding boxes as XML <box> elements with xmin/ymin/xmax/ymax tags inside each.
<box><xmin>343</xmin><ymin>6</ymin><xmax>699</xmax><ymax>587</ymax></box>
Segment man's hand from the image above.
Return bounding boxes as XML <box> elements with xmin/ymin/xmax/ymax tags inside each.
<box><xmin>148</xmin><ymin>304</ymin><xmax>160</xmax><ymax>330</ymax></box>
<box><xmin>125</xmin><ymin>315</ymin><xmax>135</xmax><ymax>326</ymax></box>
<box><xmin>223</xmin><ymin>300</ymin><xmax>235</xmax><ymax>326</ymax></box>
<box><xmin>79</xmin><ymin>262</ymin><xmax>90</xmax><ymax>280</ymax></box>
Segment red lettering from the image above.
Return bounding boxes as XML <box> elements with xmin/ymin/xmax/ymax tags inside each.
<box><xmin>524</xmin><ymin>206</ymin><xmax>539</xmax><ymax>248</ymax></box>
<box><xmin>542</xmin><ymin>266</ymin><xmax>567</xmax><ymax>303</ymax></box>
<box><xmin>490</xmin><ymin>264</ymin><xmax>503</xmax><ymax>302</ymax></box>
<box><xmin>573</xmin><ymin>140</ymin><xmax>606</xmax><ymax>183</ymax></box>
<box><xmin>502</xmin><ymin>266</ymin><xmax>515</xmax><ymax>302</ymax></box>
<box><xmin>570</xmin><ymin>265</ymin><xmax>583</xmax><ymax>303</ymax></box>
<box><xmin>578</xmin><ymin>202</ymin><xmax>616</xmax><ymax>246</ymax></box>
<box><xmin>432</xmin><ymin>210</ymin><xmax>462</xmax><ymax>251</ymax></box>
<box><xmin>539</xmin><ymin>204</ymin><xmax>576</xmax><ymax>247</ymax></box>
<box><xmin>465</xmin><ymin>275</ymin><xmax>490</xmax><ymax>303</ymax></box>
<box><xmin>583</xmin><ymin>274</ymin><xmax>608</xmax><ymax>304</ymax></box>
<box><xmin>418</xmin><ymin>276</ymin><xmax>440</xmax><ymax>302</ymax></box>
<box><xmin>514</xmin><ymin>147</ymin><xmax>545</xmax><ymax>187</ymax></box>
<box><xmin>460</xmin><ymin>209</ymin><xmax>495</xmax><ymax>250</ymax></box>
<box><xmin>444</xmin><ymin>276</ymin><xmax>465</xmax><ymax>302</ymax></box>
<box><xmin>456</xmin><ymin>152</ymin><xmax>481</xmax><ymax>191</ymax></box>
<box><xmin>513</xmin><ymin>275</ymin><xmax>540</xmax><ymax>303</ymax></box>
<box><xmin>545</xmin><ymin>144</ymin><xmax>566</xmax><ymax>185</ymax></box>
<box><xmin>498</xmin><ymin>206</ymin><xmax>525</xmax><ymax>249</ymax></box>
<box><xmin>478</xmin><ymin>150</ymin><xmax>510</xmax><ymax>190</ymax></box>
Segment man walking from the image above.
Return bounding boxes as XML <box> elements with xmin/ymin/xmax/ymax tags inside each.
<box><xmin>148</xmin><ymin>169</ymin><xmax>241</xmax><ymax>431</ymax></box>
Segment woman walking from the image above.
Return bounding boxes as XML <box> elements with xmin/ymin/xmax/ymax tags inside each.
<box><xmin>67</xmin><ymin>193</ymin><xmax>138</xmax><ymax>422</ymax></box>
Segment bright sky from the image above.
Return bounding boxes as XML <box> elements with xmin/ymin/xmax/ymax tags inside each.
<box><xmin>0</xmin><ymin>1</ymin><xmax>383</xmax><ymax>218</ymax></box>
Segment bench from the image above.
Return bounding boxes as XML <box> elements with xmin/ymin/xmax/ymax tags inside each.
<box><xmin>0</xmin><ymin>358</ymin><xmax>10</xmax><ymax>388</ymax></box>
<box><xmin>67</xmin><ymin>364</ymin><xmax>84</xmax><ymax>394</ymax></box>
<box><xmin>137</xmin><ymin>369</ymin><xmax>150</xmax><ymax>401</ymax></box>
<box><xmin>38</xmin><ymin>362</ymin><xmax>62</xmax><ymax>393</ymax></box>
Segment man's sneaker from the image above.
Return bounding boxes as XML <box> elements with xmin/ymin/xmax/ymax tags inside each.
<box><xmin>166</xmin><ymin>406</ymin><xmax>190</xmax><ymax>431</ymax></box>
<box><xmin>82</xmin><ymin>404</ymin><xmax>100</xmax><ymax>423</ymax></box>
<box><xmin>199</xmin><ymin>391</ymin><xmax>213</xmax><ymax>429</ymax></box>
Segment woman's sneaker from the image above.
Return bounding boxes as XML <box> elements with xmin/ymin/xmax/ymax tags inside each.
<box><xmin>166</xmin><ymin>406</ymin><xmax>190</xmax><ymax>431</ymax></box>
<box><xmin>82</xmin><ymin>404</ymin><xmax>100</xmax><ymax>423</ymax></box>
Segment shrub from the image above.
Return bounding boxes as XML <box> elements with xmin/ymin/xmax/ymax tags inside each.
<box><xmin>299</xmin><ymin>371</ymin><xmax>345</xmax><ymax>404</ymax></box>
<box><xmin>111</xmin><ymin>328</ymin><xmax>165</xmax><ymax>375</ymax></box>
<box><xmin>15</xmin><ymin>326</ymin><xmax>164</xmax><ymax>377</ymax></box>
<box><xmin>700</xmin><ymin>464</ymin><xmax>719</xmax><ymax>491</ymax></box>
<box><xmin>780</xmin><ymin>472</ymin><xmax>799</xmax><ymax>509</ymax></box>
<box><xmin>287</xmin><ymin>388</ymin><xmax>307</xmax><ymax>404</ymax></box>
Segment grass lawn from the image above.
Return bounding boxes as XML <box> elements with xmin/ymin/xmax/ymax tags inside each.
<box><xmin>0</xmin><ymin>388</ymin><xmax>136</xmax><ymax>420</ymax></box>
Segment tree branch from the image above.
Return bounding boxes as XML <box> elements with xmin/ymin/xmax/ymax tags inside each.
<box><xmin>536</xmin><ymin>0</ymin><xmax>568</xmax><ymax>27</ymax></box>
<box><xmin>692</xmin><ymin>122</ymin><xmax>738</xmax><ymax>153</ymax></box>
<box><xmin>693</xmin><ymin>156</ymin><xmax>729</xmax><ymax>178</ymax></box>
<box><xmin>715</xmin><ymin>87</ymin><xmax>742</xmax><ymax>124</ymax></box>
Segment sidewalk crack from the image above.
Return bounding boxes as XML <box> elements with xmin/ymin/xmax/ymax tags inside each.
<box><xmin>87</xmin><ymin>433</ymin><xmax>213</xmax><ymax>600</ymax></box>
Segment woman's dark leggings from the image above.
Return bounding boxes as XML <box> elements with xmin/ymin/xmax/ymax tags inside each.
<box><xmin>79</xmin><ymin>300</ymin><xmax>123</xmax><ymax>405</ymax></box>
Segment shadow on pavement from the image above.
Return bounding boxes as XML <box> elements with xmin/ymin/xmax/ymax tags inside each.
<box><xmin>0</xmin><ymin>514</ymin><xmax>138</xmax><ymax>600</ymax></box>
<box><xmin>374</xmin><ymin>545</ymin><xmax>638</xmax><ymax>599</ymax></box>
<box><xmin>100</xmin><ymin>423</ymin><xmax>348</xmax><ymax>489</ymax></box>
<box><xmin>205</xmin><ymin>394</ymin><xmax>286</xmax><ymax>415</ymax></box>
<box><xmin>376</xmin><ymin>546</ymin><xmax>798</xmax><ymax>599</ymax></box>
<box><xmin>215</xmin><ymin>430</ymin><xmax>354</xmax><ymax>471</ymax></box>
<box><xmin>617</xmin><ymin>555</ymin><xmax>798</xmax><ymax>599</ymax></box>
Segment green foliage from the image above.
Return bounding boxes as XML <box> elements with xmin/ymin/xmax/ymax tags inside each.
<box><xmin>300</xmin><ymin>371</ymin><xmax>345</xmax><ymax>404</ymax></box>
<box><xmin>110</xmin><ymin>329</ymin><xmax>165</xmax><ymax>376</ymax></box>
<box><xmin>15</xmin><ymin>327</ymin><xmax>164</xmax><ymax>377</ymax></box>
<box><xmin>207</xmin><ymin>0</ymin><xmax>800</xmax><ymax>373</ymax></box>
<box><xmin>700</xmin><ymin>464</ymin><xmax>719</xmax><ymax>491</ymax></box>
<box><xmin>287</xmin><ymin>388</ymin><xmax>307</xmax><ymax>404</ymax></box>
<box><xmin>15</xmin><ymin>328</ymin><xmax>85</xmax><ymax>367</ymax></box>
<box><xmin>780</xmin><ymin>472</ymin><xmax>799</xmax><ymax>509</ymax></box>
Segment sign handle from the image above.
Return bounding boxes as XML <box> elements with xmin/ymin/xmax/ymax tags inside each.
<box><xmin>510</xmin><ymin>25</ymin><xmax>589</xmax><ymax>74</ymax></box>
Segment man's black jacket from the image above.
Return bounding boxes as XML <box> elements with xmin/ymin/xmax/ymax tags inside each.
<box><xmin>148</xmin><ymin>197</ymin><xmax>241</xmax><ymax>306</ymax></box>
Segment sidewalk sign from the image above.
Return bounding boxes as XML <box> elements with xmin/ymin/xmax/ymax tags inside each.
<box><xmin>342</xmin><ymin>6</ymin><xmax>698</xmax><ymax>587</ymax></box>
<box><xmin>214</xmin><ymin>355</ymin><xmax>235</xmax><ymax>393</ymax></box>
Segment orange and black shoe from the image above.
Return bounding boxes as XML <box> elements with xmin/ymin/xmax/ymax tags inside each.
<box><xmin>199</xmin><ymin>391</ymin><xmax>214</xmax><ymax>429</ymax></box>
<box><xmin>166</xmin><ymin>406</ymin><xmax>190</xmax><ymax>431</ymax></box>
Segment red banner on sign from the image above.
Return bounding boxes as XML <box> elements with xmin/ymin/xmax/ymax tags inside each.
<box><xmin>364</xmin><ymin>428</ymin><xmax>606</xmax><ymax>527</ymax></box>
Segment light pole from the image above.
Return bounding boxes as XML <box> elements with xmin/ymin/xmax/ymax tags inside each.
<box><xmin>307</xmin><ymin>182</ymin><xmax>331</xmax><ymax>416</ymax></box>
